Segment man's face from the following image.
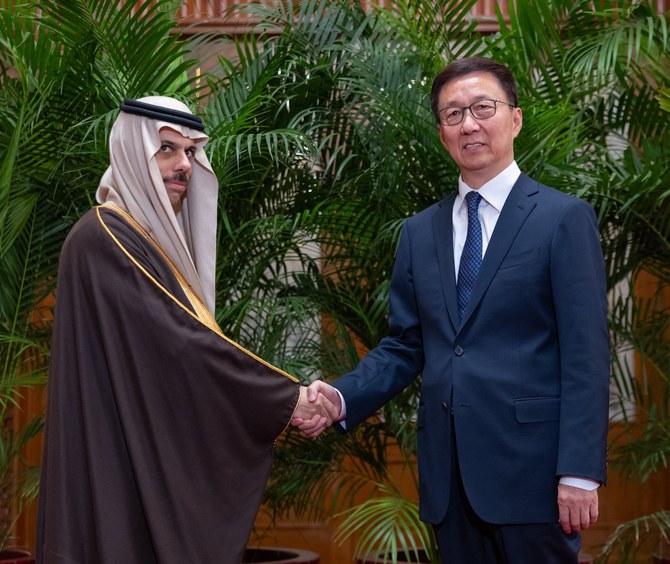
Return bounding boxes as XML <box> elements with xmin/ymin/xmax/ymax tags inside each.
<box><xmin>155</xmin><ymin>127</ymin><xmax>196</xmax><ymax>211</ymax></box>
<box><xmin>437</xmin><ymin>71</ymin><xmax>522</xmax><ymax>188</ymax></box>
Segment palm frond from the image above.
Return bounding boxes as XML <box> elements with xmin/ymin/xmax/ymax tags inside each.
<box><xmin>334</xmin><ymin>482</ymin><xmax>435</xmax><ymax>564</ymax></box>
<box><xmin>599</xmin><ymin>510</ymin><xmax>670</xmax><ymax>563</ymax></box>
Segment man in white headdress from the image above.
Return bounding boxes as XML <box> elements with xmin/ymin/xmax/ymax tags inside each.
<box><xmin>36</xmin><ymin>96</ymin><xmax>335</xmax><ymax>564</ymax></box>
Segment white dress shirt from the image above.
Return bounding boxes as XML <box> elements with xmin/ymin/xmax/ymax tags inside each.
<box><xmin>453</xmin><ymin>161</ymin><xmax>520</xmax><ymax>280</ymax></box>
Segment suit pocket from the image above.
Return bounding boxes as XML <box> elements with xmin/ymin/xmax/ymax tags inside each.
<box><xmin>515</xmin><ymin>397</ymin><xmax>560</xmax><ymax>423</ymax></box>
<box><xmin>499</xmin><ymin>247</ymin><xmax>540</xmax><ymax>270</ymax></box>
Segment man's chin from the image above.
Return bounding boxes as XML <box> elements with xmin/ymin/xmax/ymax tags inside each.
<box><xmin>169</xmin><ymin>195</ymin><xmax>184</xmax><ymax>213</ymax></box>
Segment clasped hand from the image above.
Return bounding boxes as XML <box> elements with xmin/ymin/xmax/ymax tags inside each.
<box><xmin>291</xmin><ymin>382</ymin><xmax>342</xmax><ymax>438</ymax></box>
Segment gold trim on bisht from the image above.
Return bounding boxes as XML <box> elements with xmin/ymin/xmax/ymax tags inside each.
<box><xmin>96</xmin><ymin>204</ymin><xmax>298</xmax><ymax>382</ymax></box>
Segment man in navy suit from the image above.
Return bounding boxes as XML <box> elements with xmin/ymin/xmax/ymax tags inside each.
<box><xmin>295</xmin><ymin>57</ymin><xmax>610</xmax><ymax>563</ymax></box>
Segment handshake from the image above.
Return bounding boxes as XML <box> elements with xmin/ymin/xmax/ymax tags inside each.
<box><xmin>291</xmin><ymin>381</ymin><xmax>342</xmax><ymax>438</ymax></box>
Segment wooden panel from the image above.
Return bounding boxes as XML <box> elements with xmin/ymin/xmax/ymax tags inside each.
<box><xmin>171</xmin><ymin>0</ymin><xmax>510</xmax><ymax>33</ymax></box>
<box><xmin>4</xmin><ymin>387</ymin><xmax>45</xmax><ymax>554</ymax></box>
<box><xmin>169</xmin><ymin>0</ymin><xmax>670</xmax><ymax>35</ymax></box>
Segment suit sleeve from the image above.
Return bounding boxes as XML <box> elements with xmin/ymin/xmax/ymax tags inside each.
<box><xmin>552</xmin><ymin>199</ymin><xmax>610</xmax><ymax>484</ymax></box>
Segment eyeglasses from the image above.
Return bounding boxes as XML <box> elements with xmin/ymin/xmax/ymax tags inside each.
<box><xmin>437</xmin><ymin>99</ymin><xmax>516</xmax><ymax>126</ymax></box>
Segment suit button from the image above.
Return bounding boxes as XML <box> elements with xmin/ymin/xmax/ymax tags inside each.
<box><xmin>454</xmin><ymin>345</ymin><xmax>464</xmax><ymax>356</ymax></box>
<box><xmin>442</xmin><ymin>402</ymin><xmax>449</xmax><ymax>412</ymax></box>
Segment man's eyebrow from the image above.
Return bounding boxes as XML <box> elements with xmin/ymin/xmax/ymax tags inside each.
<box><xmin>158</xmin><ymin>139</ymin><xmax>196</xmax><ymax>152</ymax></box>
<box><xmin>444</xmin><ymin>94</ymin><xmax>493</xmax><ymax>107</ymax></box>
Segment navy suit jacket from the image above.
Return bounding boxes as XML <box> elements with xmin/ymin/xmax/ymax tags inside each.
<box><xmin>333</xmin><ymin>173</ymin><xmax>610</xmax><ymax>525</ymax></box>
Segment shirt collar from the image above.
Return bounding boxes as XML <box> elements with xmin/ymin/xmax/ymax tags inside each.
<box><xmin>458</xmin><ymin>161</ymin><xmax>521</xmax><ymax>212</ymax></box>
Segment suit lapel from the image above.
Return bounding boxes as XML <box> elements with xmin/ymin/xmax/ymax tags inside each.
<box><xmin>459</xmin><ymin>174</ymin><xmax>538</xmax><ymax>326</ymax></box>
<box><xmin>432</xmin><ymin>193</ymin><xmax>460</xmax><ymax>329</ymax></box>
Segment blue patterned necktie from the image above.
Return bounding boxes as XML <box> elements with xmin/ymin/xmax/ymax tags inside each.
<box><xmin>457</xmin><ymin>191</ymin><xmax>483</xmax><ymax>320</ymax></box>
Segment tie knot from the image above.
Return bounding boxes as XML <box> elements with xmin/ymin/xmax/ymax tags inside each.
<box><xmin>465</xmin><ymin>191</ymin><xmax>482</xmax><ymax>211</ymax></box>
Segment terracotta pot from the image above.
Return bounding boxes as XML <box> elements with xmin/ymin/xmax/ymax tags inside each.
<box><xmin>358</xmin><ymin>549</ymin><xmax>430</xmax><ymax>563</ymax></box>
<box><xmin>654</xmin><ymin>538</ymin><xmax>670</xmax><ymax>563</ymax></box>
<box><xmin>243</xmin><ymin>547</ymin><xmax>319</xmax><ymax>564</ymax></box>
<box><xmin>359</xmin><ymin>549</ymin><xmax>594</xmax><ymax>563</ymax></box>
<box><xmin>0</xmin><ymin>549</ymin><xmax>35</xmax><ymax>564</ymax></box>
<box><xmin>0</xmin><ymin>547</ymin><xmax>319</xmax><ymax>564</ymax></box>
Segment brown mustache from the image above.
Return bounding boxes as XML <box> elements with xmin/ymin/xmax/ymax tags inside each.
<box><xmin>163</xmin><ymin>172</ymin><xmax>188</xmax><ymax>183</ymax></box>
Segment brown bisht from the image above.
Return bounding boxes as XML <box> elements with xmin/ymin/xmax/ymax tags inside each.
<box><xmin>37</xmin><ymin>205</ymin><xmax>300</xmax><ymax>564</ymax></box>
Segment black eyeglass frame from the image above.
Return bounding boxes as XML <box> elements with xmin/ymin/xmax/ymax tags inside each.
<box><xmin>437</xmin><ymin>99</ymin><xmax>517</xmax><ymax>126</ymax></box>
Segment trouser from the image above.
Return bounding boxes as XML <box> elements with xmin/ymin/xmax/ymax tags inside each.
<box><xmin>433</xmin><ymin>426</ymin><xmax>581</xmax><ymax>563</ymax></box>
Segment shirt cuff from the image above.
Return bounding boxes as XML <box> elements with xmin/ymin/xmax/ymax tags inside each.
<box><xmin>335</xmin><ymin>388</ymin><xmax>347</xmax><ymax>427</ymax></box>
<box><xmin>559</xmin><ymin>476</ymin><xmax>600</xmax><ymax>490</ymax></box>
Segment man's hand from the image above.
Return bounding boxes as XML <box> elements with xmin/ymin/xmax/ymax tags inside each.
<box><xmin>557</xmin><ymin>484</ymin><xmax>599</xmax><ymax>534</ymax></box>
<box><xmin>291</xmin><ymin>385</ymin><xmax>340</xmax><ymax>438</ymax></box>
<box><xmin>291</xmin><ymin>381</ymin><xmax>342</xmax><ymax>438</ymax></box>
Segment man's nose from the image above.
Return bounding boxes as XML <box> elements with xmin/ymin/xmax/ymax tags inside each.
<box><xmin>175</xmin><ymin>151</ymin><xmax>192</xmax><ymax>172</ymax></box>
<box><xmin>461</xmin><ymin>110</ymin><xmax>480</xmax><ymax>131</ymax></box>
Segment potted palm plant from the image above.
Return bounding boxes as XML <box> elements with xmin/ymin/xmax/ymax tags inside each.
<box><xmin>0</xmin><ymin>3</ymin><xmax>58</xmax><ymax>557</ymax></box>
<box><xmin>205</xmin><ymin>1</ymin><xmax>670</xmax><ymax>563</ymax></box>
<box><xmin>202</xmin><ymin>1</ymin><xmax>477</xmax><ymax>562</ymax></box>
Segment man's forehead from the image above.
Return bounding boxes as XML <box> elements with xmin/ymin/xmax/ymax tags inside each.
<box><xmin>440</xmin><ymin>72</ymin><xmax>504</xmax><ymax>104</ymax></box>
<box><xmin>158</xmin><ymin>126</ymin><xmax>195</xmax><ymax>145</ymax></box>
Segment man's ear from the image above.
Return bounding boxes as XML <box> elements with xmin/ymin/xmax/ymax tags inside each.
<box><xmin>512</xmin><ymin>106</ymin><xmax>523</xmax><ymax>138</ymax></box>
<box><xmin>438</xmin><ymin>124</ymin><xmax>449</xmax><ymax>151</ymax></box>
